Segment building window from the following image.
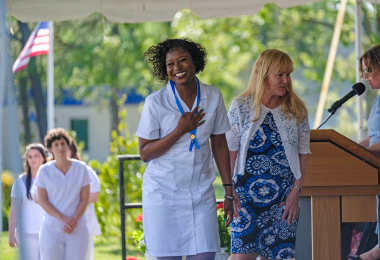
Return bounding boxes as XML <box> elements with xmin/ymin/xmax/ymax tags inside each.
<box><xmin>71</xmin><ymin>119</ymin><xmax>88</xmax><ymax>151</ymax></box>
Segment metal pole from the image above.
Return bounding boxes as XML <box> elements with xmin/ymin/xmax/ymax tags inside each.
<box><xmin>0</xmin><ymin>0</ymin><xmax>9</xmax><ymax>235</ymax></box>
<box><xmin>355</xmin><ymin>0</ymin><xmax>364</xmax><ymax>141</ymax></box>
<box><xmin>47</xmin><ymin>21</ymin><xmax>54</xmax><ymax>130</ymax></box>
<box><xmin>119</xmin><ymin>157</ymin><xmax>126</xmax><ymax>260</ymax></box>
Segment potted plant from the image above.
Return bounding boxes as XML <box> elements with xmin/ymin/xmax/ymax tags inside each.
<box><xmin>216</xmin><ymin>203</ymin><xmax>231</xmax><ymax>260</ymax></box>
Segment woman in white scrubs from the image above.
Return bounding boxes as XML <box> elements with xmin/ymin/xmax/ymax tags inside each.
<box><xmin>9</xmin><ymin>143</ymin><xmax>47</xmax><ymax>260</ymax></box>
<box><xmin>67</xmin><ymin>139</ymin><xmax>101</xmax><ymax>260</ymax></box>
<box><xmin>137</xmin><ymin>38</ymin><xmax>234</xmax><ymax>260</ymax></box>
<box><xmin>34</xmin><ymin>128</ymin><xmax>91</xmax><ymax>260</ymax></box>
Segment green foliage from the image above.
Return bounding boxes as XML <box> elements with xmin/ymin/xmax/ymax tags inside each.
<box><xmin>132</xmin><ymin>230</ymin><xmax>146</xmax><ymax>253</ymax></box>
<box><xmin>2</xmin><ymin>171</ymin><xmax>15</xmax><ymax>231</ymax></box>
<box><xmin>217</xmin><ymin>206</ymin><xmax>231</xmax><ymax>252</ymax></box>
<box><xmin>89</xmin><ymin>109</ymin><xmax>145</xmax><ymax>244</ymax></box>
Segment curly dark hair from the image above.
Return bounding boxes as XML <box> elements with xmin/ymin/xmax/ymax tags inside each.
<box><xmin>144</xmin><ymin>38</ymin><xmax>207</xmax><ymax>82</ymax></box>
<box><xmin>44</xmin><ymin>128</ymin><xmax>70</xmax><ymax>149</ymax></box>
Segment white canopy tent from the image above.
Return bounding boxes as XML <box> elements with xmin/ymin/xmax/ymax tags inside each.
<box><xmin>8</xmin><ymin>0</ymin><xmax>332</xmax><ymax>23</ymax></box>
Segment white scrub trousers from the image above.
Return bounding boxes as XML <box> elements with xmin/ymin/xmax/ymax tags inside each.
<box><xmin>16</xmin><ymin>232</ymin><xmax>40</xmax><ymax>260</ymax></box>
<box><xmin>39</xmin><ymin>225</ymin><xmax>89</xmax><ymax>260</ymax></box>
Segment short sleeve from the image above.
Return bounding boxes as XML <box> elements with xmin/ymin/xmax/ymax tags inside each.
<box><xmin>298</xmin><ymin>114</ymin><xmax>311</xmax><ymax>154</ymax></box>
<box><xmin>136</xmin><ymin>97</ymin><xmax>160</xmax><ymax>140</ymax></box>
<box><xmin>11</xmin><ymin>178</ymin><xmax>23</xmax><ymax>198</ymax></box>
<box><xmin>87</xmin><ymin>167</ymin><xmax>101</xmax><ymax>193</ymax></box>
<box><xmin>212</xmin><ymin>90</ymin><xmax>231</xmax><ymax>135</ymax></box>
<box><xmin>226</xmin><ymin>99</ymin><xmax>241</xmax><ymax>151</ymax></box>
<box><xmin>82</xmin><ymin>165</ymin><xmax>92</xmax><ymax>187</ymax></box>
<box><xmin>34</xmin><ymin>167</ymin><xmax>47</xmax><ymax>189</ymax></box>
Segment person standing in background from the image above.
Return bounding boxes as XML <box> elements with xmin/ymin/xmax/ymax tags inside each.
<box><xmin>67</xmin><ymin>138</ymin><xmax>101</xmax><ymax>260</ymax></box>
<box><xmin>8</xmin><ymin>143</ymin><xmax>47</xmax><ymax>260</ymax></box>
<box><xmin>34</xmin><ymin>128</ymin><xmax>91</xmax><ymax>260</ymax></box>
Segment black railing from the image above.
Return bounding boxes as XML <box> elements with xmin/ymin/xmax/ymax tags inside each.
<box><xmin>118</xmin><ymin>154</ymin><xmax>224</xmax><ymax>260</ymax></box>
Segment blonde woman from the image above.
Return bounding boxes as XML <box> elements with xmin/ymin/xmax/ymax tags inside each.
<box><xmin>226</xmin><ymin>49</ymin><xmax>310</xmax><ymax>260</ymax></box>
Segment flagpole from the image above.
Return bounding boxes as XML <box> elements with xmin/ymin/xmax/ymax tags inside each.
<box><xmin>47</xmin><ymin>21</ymin><xmax>54</xmax><ymax>130</ymax></box>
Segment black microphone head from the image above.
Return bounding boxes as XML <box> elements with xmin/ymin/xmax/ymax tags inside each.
<box><xmin>352</xmin><ymin>82</ymin><xmax>366</xmax><ymax>96</ymax></box>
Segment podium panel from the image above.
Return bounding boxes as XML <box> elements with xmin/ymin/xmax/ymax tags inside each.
<box><xmin>305</xmin><ymin>142</ymin><xmax>378</xmax><ymax>186</ymax></box>
<box><xmin>299</xmin><ymin>130</ymin><xmax>380</xmax><ymax>260</ymax></box>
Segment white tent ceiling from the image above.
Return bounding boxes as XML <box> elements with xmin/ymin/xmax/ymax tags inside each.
<box><xmin>7</xmin><ymin>0</ymin><xmax>369</xmax><ymax>23</ymax></box>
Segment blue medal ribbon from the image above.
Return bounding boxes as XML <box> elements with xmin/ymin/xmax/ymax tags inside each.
<box><xmin>170</xmin><ymin>78</ymin><xmax>201</xmax><ymax>152</ymax></box>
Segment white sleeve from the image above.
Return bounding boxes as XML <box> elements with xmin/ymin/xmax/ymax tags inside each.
<box><xmin>88</xmin><ymin>167</ymin><xmax>101</xmax><ymax>193</ymax></box>
<box><xmin>11</xmin><ymin>178</ymin><xmax>22</xmax><ymax>198</ymax></box>
<box><xmin>136</xmin><ymin>96</ymin><xmax>160</xmax><ymax>140</ymax></box>
<box><xmin>34</xmin><ymin>167</ymin><xmax>46</xmax><ymax>189</ymax></box>
<box><xmin>298</xmin><ymin>115</ymin><xmax>311</xmax><ymax>154</ymax></box>
<box><xmin>211</xmin><ymin>90</ymin><xmax>231</xmax><ymax>135</ymax></box>
<box><xmin>82</xmin><ymin>165</ymin><xmax>92</xmax><ymax>187</ymax></box>
<box><xmin>226</xmin><ymin>99</ymin><xmax>241</xmax><ymax>151</ymax></box>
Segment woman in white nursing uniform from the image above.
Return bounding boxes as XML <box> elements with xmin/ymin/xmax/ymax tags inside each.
<box><xmin>67</xmin><ymin>138</ymin><xmax>101</xmax><ymax>260</ymax></box>
<box><xmin>137</xmin><ymin>38</ymin><xmax>234</xmax><ymax>260</ymax></box>
<box><xmin>9</xmin><ymin>143</ymin><xmax>47</xmax><ymax>260</ymax></box>
<box><xmin>34</xmin><ymin>128</ymin><xmax>91</xmax><ymax>260</ymax></box>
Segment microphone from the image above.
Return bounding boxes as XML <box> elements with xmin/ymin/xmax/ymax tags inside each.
<box><xmin>328</xmin><ymin>82</ymin><xmax>366</xmax><ymax>114</ymax></box>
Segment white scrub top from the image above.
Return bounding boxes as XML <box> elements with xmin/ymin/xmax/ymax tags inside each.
<box><xmin>136</xmin><ymin>80</ymin><xmax>230</xmax><ymax>257</ymax></box>
<box><xmin>11</xmin><ymin>175</ymin><xmax>45</xmax><ymax>234</ymax></box>
<box><xmin>34</xmin><ymin>159</ymin><xmax>91</xmax><ymax>232</ymax></box>
<box><xmin>86</xmin><ymin>166</ymin><xmax>101</xmax><ymax>236</ymax></box>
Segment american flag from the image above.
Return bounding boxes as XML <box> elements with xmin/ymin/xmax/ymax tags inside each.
<box><xmin>13</xmin><ymin>22</ymin><xmax>50</xmax><ymax>73</ymax></box>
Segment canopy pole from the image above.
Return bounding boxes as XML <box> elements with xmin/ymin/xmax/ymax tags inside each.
<box><xmin>355</xmin><ymin>0</ymin><xmax>364</xmax><ymax>141</ymax></box>
<box><xmin>0</xmin><ymin>0</ymin><xmax>8</xmax><ymax>236</ymax></box>
<box><xmin>47</xmin><ymin>21</ymin><xmax>54</xmax><ymax>130</ymax></box>
<box><xmin>313</xmin><ymin>0</ymin><xmax>347</xmax><ymax>129</ymax></box>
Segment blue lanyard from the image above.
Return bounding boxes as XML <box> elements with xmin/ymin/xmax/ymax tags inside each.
<box><xmin>170</xmin><ymin>78</ymin><xmax>201</xmax><ymax>151</ymax></box>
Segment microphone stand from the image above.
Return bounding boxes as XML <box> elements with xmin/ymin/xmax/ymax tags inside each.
<box><xmin>316</xmin><ymin>107</ymin><xmax>338</xmax><ymax>130</ymax></box>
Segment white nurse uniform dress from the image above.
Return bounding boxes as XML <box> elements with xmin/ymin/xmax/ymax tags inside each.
<box><xmin>136</xmin><ymin>80</ymin><xmax>230</xmax><ymax>257</ymax></box>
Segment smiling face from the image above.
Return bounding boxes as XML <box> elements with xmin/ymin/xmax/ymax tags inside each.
<box><xmin>264</xmin><ymin>66</ymin><xmax>291</xmax><ymax>98</ymax></box>
<box><xmin>362</xmin><ymin>59</ymin><xmax>380</xmax><ymax>90</ymax></box>
<box><xmin>166</xmin><ymin>48</ymin><xmax>196</xmax><ymax>87</ymax></box>
<box><xmin>27</xmin><ymin>148</ymin><xmax>45</xmax><ymax>171</ymax></box>
<box><xmin>49</xmin><ymin>138</ymin><xmax>69</xmax><ymax>160</ymax></box>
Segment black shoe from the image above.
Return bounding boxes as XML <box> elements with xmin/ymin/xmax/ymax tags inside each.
<box><xmin>347</xmin><ymin>255</ymin><xmax>362</xmax><ymax>260</ymax></box>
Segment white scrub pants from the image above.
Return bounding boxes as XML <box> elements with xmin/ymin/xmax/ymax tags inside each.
<box><xmin>85</xmin><ymin>235</ymin><xmax>95</xmax><ymax>260</ymax></box>
<box><xmin>16</xmin><ymin>231</ymin><xmax>40</xmax><ymax>260</ymax></box>
<box><xmin>39</xmin><ymin>225</ymin><xmax>89</xmax><ymax>260</ymax></box>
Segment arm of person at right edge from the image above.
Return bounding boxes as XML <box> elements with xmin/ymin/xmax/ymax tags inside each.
<box><xmin>359</xmin><ymin>135</ymin><xmax>380</xmax><ymax>155</ymax></box>
<box><xmin>139</xmin><ymin>107</ymin><xmax>205</xmax><ymax>162</ymax></box>
<box><xmin>37</xmin><ymin>187</ymin><xmax>78</xmax><ymax>233</ymax></box>
<box><xmin>8</xmin><ymin>198</ymin><xmax>18</xmax><ymax>247</ymax></box>
<box><xmin>359</xmin><ymin>135</ymin><xmax>370</xmax><ymax>148</ymax></box>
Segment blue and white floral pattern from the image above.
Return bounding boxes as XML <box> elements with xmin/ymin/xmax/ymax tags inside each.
<box><xmin>231</xmin><ymin>113</ymin><xmax>298</xmax><ymax>259</ymax></box>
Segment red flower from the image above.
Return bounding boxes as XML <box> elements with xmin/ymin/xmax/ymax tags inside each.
<box><xmin>126</xmin><ymin>257</ymin><xmax>139</xmax><ymax>260</ymax></box>
<box><xmin>136</xmin><ymin>213</ymin><xmax>143</xmax><ymax>222</ymax></box>
<box><xmin>217</xmin><ymin>203</ymin><xmax>224</xmax><ymax>210</ymax></box>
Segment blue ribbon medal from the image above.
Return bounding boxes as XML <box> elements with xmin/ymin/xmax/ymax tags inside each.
<box><xmin>170</xmin><ymin>78</ymin><xmax>201</xmax><ymax>152</ymax></box>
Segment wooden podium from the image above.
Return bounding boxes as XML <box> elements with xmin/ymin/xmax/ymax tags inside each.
<box><xmin>302</xmin><ymin>130</ymin><xmax>380</xmax><ymax>260</ymax></box>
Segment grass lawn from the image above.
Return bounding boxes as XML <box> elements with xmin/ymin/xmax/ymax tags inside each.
<box><xmin>1</xmin><ymin>231</ymin><xmax>144</xmax><ymax>260</ymax></box>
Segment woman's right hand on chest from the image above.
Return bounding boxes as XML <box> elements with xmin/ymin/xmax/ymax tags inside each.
<box><xmin>176</xmin><ymin>107</ymin><xmax>206</xmax><ymax>135</ymax></box>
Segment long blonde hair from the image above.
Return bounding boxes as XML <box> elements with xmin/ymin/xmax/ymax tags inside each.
<box><xmin>239</xmin><ymin>49</ymin><xmax>307</xmax><ymax>124</ymax></box>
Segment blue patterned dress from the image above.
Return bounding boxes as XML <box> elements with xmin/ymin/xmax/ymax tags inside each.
<box><xmin>230</xmin><ymin>112</ymin><xmax>297</xmax><ymax>259</ymax></box>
